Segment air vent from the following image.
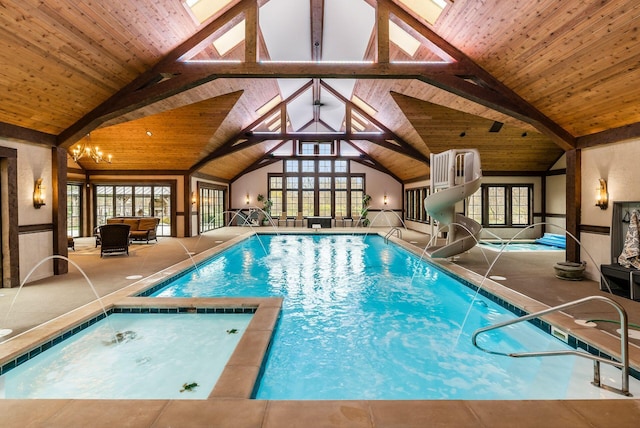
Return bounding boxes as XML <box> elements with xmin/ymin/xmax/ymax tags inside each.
<box><xmin>489</xmin><ymin>121</ymin><xmax>504</xmax><ymax>133</ymax></box>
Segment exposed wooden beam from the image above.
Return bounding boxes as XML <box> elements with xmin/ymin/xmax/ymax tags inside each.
<box><xmin>577</xmin><ymin>121</ymin><xmax>640</xmax><ymax>149</ymax></box>
<box><xmin>0</xmin><ymin>121</ymin><xmax>56</xmax><ymax>146</ymax></box>
<box><xmin>345</xmin><ymin>141</ymin><xmax>402</xmax><ymax>183</ymax></box>
<box><xmin>376</xmin><ymin>0</ymin><xmax>390</xmax><ymax>64</ymax></box>
<box><xmin>245</xmin><ymin>0</ymin><xmax>258</xmax><ymax>63</ymax></box>
<box><xmin>189</xmin><ymin>80</ymin><xmax>313</xmax><ymax>173</ymax></box>
<box><xmin>313</xmin><ymin>78</ymin><xmax>321</xmax><ymax>122</ymax></box>
<box><xmin>310</xmin><ymin>0</ymin><xmax>324</xmax><ymax>61</ymax></box>
<box><xmin>320</xmin><ymin>80</ymin><xmax>429</xmax><ymax>164</ymax></box>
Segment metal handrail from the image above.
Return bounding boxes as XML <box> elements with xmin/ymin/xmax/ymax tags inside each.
<box><xmin>384</xmin><ymin>227</ymin><xmax>402</xmax><ymax>243</ymax></box>
<box><xmin>472</xmin><ymin>295</ymin><xmax>631</xmax><ymax>396</ymax></box>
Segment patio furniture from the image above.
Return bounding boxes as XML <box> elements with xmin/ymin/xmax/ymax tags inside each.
<box><xmin>99</xmin><ymin>224</ymin><xmax>131</xmax><ymax>257</ymax></box>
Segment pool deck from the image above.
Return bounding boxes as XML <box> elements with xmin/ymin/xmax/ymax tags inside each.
<box><xmin>2</xmin><ymin>226</ymin><xmax>640</xmax><ymax>427</ymax></box>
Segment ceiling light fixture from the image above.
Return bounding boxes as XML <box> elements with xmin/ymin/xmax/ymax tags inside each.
<box><xmin>146</xmin><ymin>130</ymin><xmax>153</xmax><ymax>137</ymax></box>
<box><xmin>70</xmin><ymin>134</ymin><xmax>112</xmax><ymax>164</ymax></box>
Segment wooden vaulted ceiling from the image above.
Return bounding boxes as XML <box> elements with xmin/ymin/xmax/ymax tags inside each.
<box><xmin>2</xmin><ymin>0</ymin><xmax>640</xmax><ymax>182</ymax></box>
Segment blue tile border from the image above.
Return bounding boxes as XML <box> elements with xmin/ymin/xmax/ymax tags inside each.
<box><xmin>0</xmin><ymin>307</ymin><xmax>256</xmax><ymax>377</ymax></box>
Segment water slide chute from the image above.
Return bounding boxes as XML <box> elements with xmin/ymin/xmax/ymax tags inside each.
<box><xmin>424</xmin><ymin>149</ymin><xmax>482</xmax><ymax>258</ymax></box>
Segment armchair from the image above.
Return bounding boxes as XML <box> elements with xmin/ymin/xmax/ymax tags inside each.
<box><xmin>99</xmin><ymin>224</ymin><xmax>131</xmax><ymax>257</ymax></box>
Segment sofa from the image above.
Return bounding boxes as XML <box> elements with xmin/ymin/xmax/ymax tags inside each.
<box><xmin>95</xmin><ymin>217</ymin><xmax>160</xmax><ymax>246</ymax></box>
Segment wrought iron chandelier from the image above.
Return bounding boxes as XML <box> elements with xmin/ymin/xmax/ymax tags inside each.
<box><xmin>70</xmin><ymin>133</ymin><xmax>112</xmax><ymax>164</ymax></box>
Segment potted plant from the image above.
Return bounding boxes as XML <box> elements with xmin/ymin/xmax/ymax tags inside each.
<box><xmin>361</xmin><ymin>194</ymin><xmax>372</xmax><ymax>227</ymax></box>
<box><xmin>256</xmin><ymin>194</ymin><xmax>273</xmax><ymax>226</ymax></box>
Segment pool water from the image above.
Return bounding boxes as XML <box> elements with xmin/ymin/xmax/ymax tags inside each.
<box><xmin>478</xmin><ymin>241</ymin><xmax>564</xmax><ymax>252</ymax></box>
<box><xmin>0</xmin><ymin>313</ymin><xmax>251</xmax><ymax>399</ymax></box>
<box><xmin>154</xmin><ymin>234</ymin><xmax>638</xmax><ymax>400</ymax></box>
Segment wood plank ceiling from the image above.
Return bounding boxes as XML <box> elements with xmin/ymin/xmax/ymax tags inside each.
<box><xmin>1</xmin><ymin>0</ymin><xmax>640</xmax><ymax>182</ymax></box>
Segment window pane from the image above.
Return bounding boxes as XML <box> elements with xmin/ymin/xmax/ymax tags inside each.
<box><xmin>335</xmin><ymin>176</ymin><xmax>347</xmax><ymax>190</ymax></box>
<box><xmin>285</xmin><ymin>160</ymin><xmax>298</xmax><ymax>172</ymax></box>
<box><xmin>96</xmin><ymin>185</ymin><xmax>114</xmax><ymax>226</ymax></box>
<box><xmin>270</xmin><ymin>176</ymin><xmax>283</xmax><ymax>189</ymax></box>
<box><xmin>302</xmin><ymin>190</ymin><xmax>314</xmax><ymax>216</ymax></box>
<box><xmin>200</xmin><ymin>188</ymin><xmax>226</xmax><ymax>233</ymax></box>
<box><xmin>154</xmin><ymin>186</ymin><xmax>171</xmax><ymax>236</ymax></box>
<box><xmin>319</xmin><ymin>177</ymin><xmax>331</xmax><ymax>189</ymax></box>
<box><xmin>67</xmin><ymin>184</ymin><xmax>81</xmax><ymax>237</ymax></box>
<box><xmin>318</xmin><ymin>143</ymin><xmax>332</xmax><ymax>155</ymax></box>
<box><xmin>287</xmin><ymin>191</ymin><xmax>299</xmax><ymax>216</ymax></box>
<box><xmin>270</xmin><ymin>190</ymin><xmax>283</xmax><ymax>216</ymax></box>
<box><xmin>318</xmin><ymin>160</ymin><xmax>331</xmax><ymax>173</ymax></box>
<box><xmin>334</xmin><ymin>160</ymin><xmax>347</xmax><ymax>173</ymax></box>
<box><xmin>302</xmin><ymin>160</ymin><xmax>315</xmax><ymax>173</ymax></box>
<box><xmin>318</xmin><ymin>190</ymin><xmax>331</xmax><ymax>216</ymax></box>
<box><xmin>301</xmin><ymin>142</ymin><xmax>315</xmax><ymax>155</ymax></box>
<box><xmin>135</xmin><ymin>186</ymin><xmax>152</xmax><ymax>217</ymax></box>
<box><xmin>115</xmin><ymin>186</ymin><xmax>133</xmax><ymax>217</ymax></box>
<box><xmin>511</xmin><ymin>186</ymin><xmax>530</xmax><ymax>225</ymax></box>
<box><xmin>286</xmin><ymin>177</ymin><xmax>299</xmax><ymax>189</ymax></box>
<box><xmin>351</xmin><ymin>190</ymin><xmax>363</xmax><ymax>217</ymax></box>
<box><xmin>200</xmin><ymin>188</ymin><xmax>211</xmax><ymax>232</ymax></box>
<box><xmin>302</xmin><ymin>176</ymin><xmax>314</xmax><ymax>189</ymax></box>
<box><xmin>351</xmin><ymin>176</ymin><xmax>363</xmax><ymax>190</ymax></box>
<box><xmin>487</xmin><ymin>187</ymin><xmax>506</xmax><ymax>225</ymax></box>
<box><xmin>335</xmin><ymin>191</ymin><xmax>347</xmax><ymax>216</ymax></box>
<box><xmin>466</xmin><ymin>189</ymin><xmax>482</xmax><ymax>224</ymax></box>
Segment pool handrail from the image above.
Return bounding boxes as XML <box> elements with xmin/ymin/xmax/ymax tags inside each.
<box><xmin>384</xmin><ymin>227</ymin><xmax>402</xmax><ymax>244</ymax></box>
<box><xmin>471</xmin><ymin>295</ymin><xmax>631</xmax><ymax>396</ymax></box>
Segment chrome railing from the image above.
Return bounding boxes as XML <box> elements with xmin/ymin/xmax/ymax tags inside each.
<box><xmin>384</xmin><ymin>227</ymin><xmax>402</xmax><ymax>244</ymax></box>
<box><xmin>472</xmin><ymin>295</ymin><xmax>632</xmax><ymax>396</ymax></box>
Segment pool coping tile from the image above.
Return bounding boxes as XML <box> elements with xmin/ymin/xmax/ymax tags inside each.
<box><xmin>369</xmin><ymin>400</ymin><xmax>481</xmax><ymax>427</ymax></box>
<box><xmin>209</xmin><ymin>365</ymin><xmax>262</xmax><ymax>399</ymax></box>
<box><xmin>154</xmin><ymin>399</ymin><xmax>267</xmax><ymax>428</ymax></box>
<box><xmin>264</xmin><ymin>400</ymin><xmax>373</xmax><ymax>428</ymax></box>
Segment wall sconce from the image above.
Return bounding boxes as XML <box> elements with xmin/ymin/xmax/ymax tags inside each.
<box><xmin>191</xmin><ymin>192</ymin><xmax>197</xmax><ymax>205</ymax></box>
<box><xmin>595</xmin><ymin>178</ymin><xmax>608</xmax><ymax>210</ymax></box>
<box><xmin>33</xmin><ymin>178</ymin><xmax>46</xmax><ymax>208</ymax></box>
<box><xmin>383</xmin><ymin>194</ymin><xmax>388</xmax><ymax>205</ymax></box>
<box><xmin>245</xmin><ymin>193</ymin><xmax>250</xmax><ymax>205</ymax></box>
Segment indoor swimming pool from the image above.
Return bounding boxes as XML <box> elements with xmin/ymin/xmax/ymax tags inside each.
<box><xmin>0</xmin><ymin>312</ymin><xmax>252</xmax><ymax>399</ymax></box>
<box><xmin>151</xmin><ymin>234</ymin><xmax>639</xmax><ymax>400</ymax></box>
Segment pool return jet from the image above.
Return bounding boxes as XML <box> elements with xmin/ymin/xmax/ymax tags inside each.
<box><xmin>424</xmin><ymin>149</ymin><xmax>482</xmax><ymax>258</ymax></box>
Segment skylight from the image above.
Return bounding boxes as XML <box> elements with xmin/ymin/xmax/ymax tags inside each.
<box><xmin>185</xmin><ymin>0</ymin><xmax>234</xmax><ymax>24</ymax></box>
<box><xmin>256</xmin><ymin>95</ymin><xmax>282</xmax><ymax>116</ymax></box>
<box><xmin>212</xmin><ymin>19</ymin><xmax>245</xmax><ymax>56</ymax></box>
<box><xmin>389</xmin><ymin>21</ymin><xmax>420</xmax><ymax>57</ymax></box>
<box><xmin>351</xmin><ymin>95</ymin><xmax>377</xmax><ymax>117</ymax></box>
<box><xmin>397</xmin><ymin>0</ymin><xmax>451</xmax><ymax>25</ymax></box>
